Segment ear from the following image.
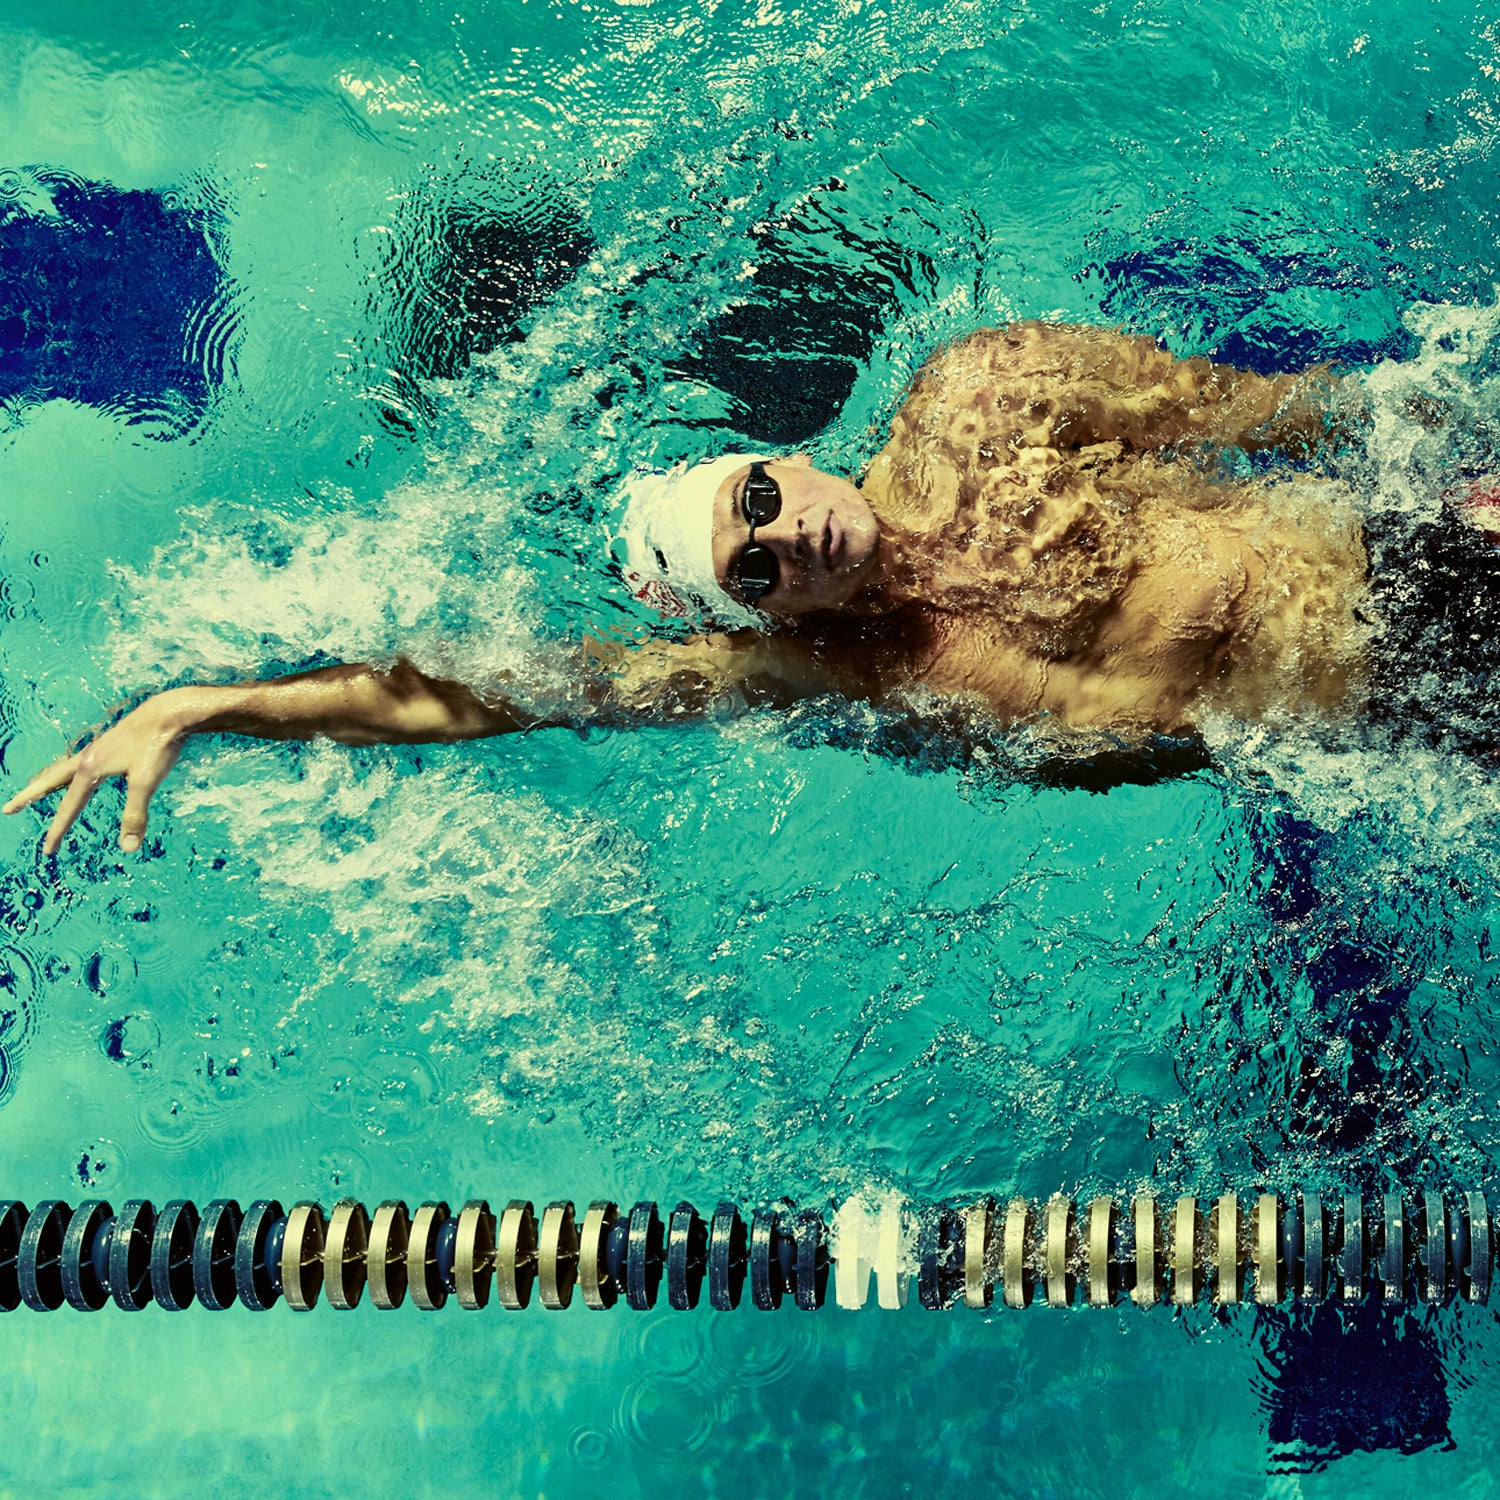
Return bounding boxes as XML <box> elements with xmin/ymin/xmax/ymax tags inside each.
<box><xmin>784</xmin><ymin>452</ymin><xmax>813</xmax><ymax>468</ymax></box>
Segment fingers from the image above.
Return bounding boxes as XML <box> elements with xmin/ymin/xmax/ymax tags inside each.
<box><xmin>8</xmin><ymin>729</ymin><xmax>183</xmax><ymax>857</ymax></box>
<box><xmin>43</xmin><ymin>770</ymin><xmax>103</xmax><ymax>857</ymax></box>
<box><xmin>119</xmin><ymin>781</ymin><xmax>151</xmax><ymax>853</ymax></box>
<box><xmin>1</xmin><ymin>753</ymin><xmax>82</xmax><ymax>815</ymax></box>
<box><xmin>118</xmin><ymin>740</ymin><xmax>180</xmax><ymax>853</ymax></box>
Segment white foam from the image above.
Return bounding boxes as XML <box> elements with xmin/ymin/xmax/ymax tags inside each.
<box><xmin>1357</xmin><ymin>295</ymin><xmax>1500</xmax><ymax>519</ymax></box>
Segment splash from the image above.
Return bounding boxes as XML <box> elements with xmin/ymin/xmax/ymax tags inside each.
<box><xmin>1357</xmin><ymin>296</ymin><xmax>1500</xmax><ymax>517</ymax></box>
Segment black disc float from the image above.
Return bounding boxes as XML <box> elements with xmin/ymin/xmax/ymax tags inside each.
<box><xmin>61</xmin><ymin>1201</ymin><xmax>113</xmax><ymax>1312</ymax></box>
<box><xmin>18</xmin><ymin>1200</ymin><xmax>69</xmax><ymax>1312</ymax></box>
<box><xmin>792</xmin><ymin>1208</ymin><xmax>828</xmax><ymax>1312</ymax></box>
<box><xmin>235</xmin><ymin>1200</ymin><xmax>285</xmax><ymax>1311</ymax></box>
<box><xmin>750</xmin><ymin>1203</ymin><xmax>791</xmax><ymax>1312</ymax></box>
<box><xmin>193</xmin><ymin>1200</ymin><xmax>242</xmax><ymax>1311</ymax></box>
<box><xmin>917</xmin><ymin>1207</ymin><xmax>965</xmax><ymax>1311</ymax></box>
<box><xmin>0</xmin><ymin>1201</ymin><xmax>26</xmax><ymax>1312</ymax></box>
<box><xmin>1301</xmin><ymin>1193</ymin><xmax>1324</xmax><ymax>1303</ymax></box>
<box><xmin>110</xmin><ymin>1200</ymin><xmax>157</xmax><ymax>1312</ymax></box>
<box><xmin>708</xmin><ymin>1202</ymin><xmax>746</xmax><ymax>1311</ymax></box>
<box><xmin>150</xmin><ymin>1200</ymin><xmax>199</xmax><ymax>1312</ymax></box>
<box><xmin>666</xmin><ymin>1202</ymin><xmax>706</xmax><ymax>1311</ymax></box>
<box><xmin>625</xmin><ymin>1202</ymin><xmax>664</xmax><ymax>1312</ymax></box>
<box><xmin>1467</xmin><ymin>1191</ymin><xmax>1491</xmax><ymax>1303</ymax></box>
<box><xmin>1340</xmin><ymin>1195</ymin><xmax>1365</xmax><ymax>1302</ymax></box>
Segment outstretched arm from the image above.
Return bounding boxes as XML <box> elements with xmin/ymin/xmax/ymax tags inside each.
<box><xmin>4</xmin><ymin>634</ymin><xmax>841</xmax><ymax>856</ymax></box>
<box><xmin>2</xmin><ymin>660</ymin><xmax>530</xmax><ymax>855</ymax></box>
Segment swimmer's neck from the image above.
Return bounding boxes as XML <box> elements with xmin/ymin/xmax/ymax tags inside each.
<box><xmin>839</xmin><ymin>501</ymin><xmax>930</xmax><ymax>616</ymax></box>
<box><xmin>855</xmin><ymin>523</ymin><xmax>998</xmax><ymax>619</ymax></box>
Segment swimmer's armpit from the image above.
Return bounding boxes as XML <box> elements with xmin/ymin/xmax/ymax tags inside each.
<box><xmin>582</xmin><ymin>630</ymin><xmax>848</xmax><ymax>721</ymax></box>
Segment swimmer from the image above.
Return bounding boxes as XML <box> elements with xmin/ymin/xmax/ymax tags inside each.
<box><xmin>2</xmin><ymin>320</ymin><xmax>1481</xmax><ymax>855</ymax></box>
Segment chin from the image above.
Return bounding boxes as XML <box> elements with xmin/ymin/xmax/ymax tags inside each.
<box><xmin>839</xmin><ymin>499</ymin><xmax>879</xmax><ymax>550</ymax></box>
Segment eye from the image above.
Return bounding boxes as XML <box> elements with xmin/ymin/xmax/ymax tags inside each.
<box><xmin>736</xmin><ymin>543</ymin><xmax>778</xmax><ymax>601</ymax></box>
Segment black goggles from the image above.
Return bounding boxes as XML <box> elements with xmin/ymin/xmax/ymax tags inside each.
<box><xmin>735</xmin><ymin>461</ymin><xmax>781</xmax><ymax>603</ymax></box>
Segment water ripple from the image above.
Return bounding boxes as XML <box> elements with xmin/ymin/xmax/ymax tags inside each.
<box><xmin>181</xmin><ymin>282</ymin><xmax>243</xmax><ymax>394</ymax></box>
<box><xmin>565</xmin><ymin>1424</ymin><xmax>620</xmax><ymax>1472</ymax></box>
<box><xmin>622</xmin><ymin>1312</ymin><xmax>710</xmax><ymax>1379</ymax></box>
<box><xmin>620</xmin><ymin>1375</ymin><xmax>719</xmax><ymax>1456</ymax></box>
<box><xmin>705</xmin><ymin>1309</ymin><xmax>820</xmax><ymax>1393</ymax></box>
<box><xmin>133</xmin><ymin>1086</ymin><xmax>213</xmax><ymax>1157</ymax></box>
<box><xmin>0</xmin><ymin>946</ymin><xmax>41</xmax><ymax>1060</ymax></box>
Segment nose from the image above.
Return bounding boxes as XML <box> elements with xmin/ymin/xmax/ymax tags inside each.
<box><xmin>756</xmin><ymin>505</ymin><xmax>813</xmax><ymax>562</ymax></box>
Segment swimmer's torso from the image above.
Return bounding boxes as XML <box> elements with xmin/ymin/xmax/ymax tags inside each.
<box><xmin>855</xmin><ymin>322</ymin><xmax>1372</xmax><ymax>735</ymax></box>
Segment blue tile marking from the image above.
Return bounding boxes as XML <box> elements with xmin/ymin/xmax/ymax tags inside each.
<box><xmin>0</xmin><ymin>168</ymin><xmax>225</xmax><ymax>423</ymax></box>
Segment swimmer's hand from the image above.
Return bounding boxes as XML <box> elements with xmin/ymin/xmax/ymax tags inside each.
<box><xmin>3</xmin><ymin>691</ymin><xmax>191</xmax><ymax>855</ymax></box>
<box><xmin>3</xmin><ymin>663</ymin><xmax>535</xmax><ymax>857</ymax></box>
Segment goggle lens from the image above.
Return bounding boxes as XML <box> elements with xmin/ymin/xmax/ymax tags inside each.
<box><xmin>735</xmin><ymin>462</ymin><xmax>782</xmax><ymax>603</ymax></box>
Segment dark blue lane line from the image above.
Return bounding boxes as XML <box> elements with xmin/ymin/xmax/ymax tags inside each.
<box><xmin>1250</xmin><ymin>803</ymin><xmax>1454</xmax><ymax>1467</ymax></box>
<box><xmin>1082</xmin><ymin>233</ymin><xmax>1419</xmax><ymax>374</ymax></box>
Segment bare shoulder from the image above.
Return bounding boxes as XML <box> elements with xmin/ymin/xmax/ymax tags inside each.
<box><xmin>912</xmin><ymin>321</ymin><xmax>1174</xmax><ymax>388</ymax></box>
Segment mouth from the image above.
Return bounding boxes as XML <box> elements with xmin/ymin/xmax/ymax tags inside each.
<box><xmin>822</xmin><ymin>511</ymin><xmax>843</xmax><ymax>570</ymax></box>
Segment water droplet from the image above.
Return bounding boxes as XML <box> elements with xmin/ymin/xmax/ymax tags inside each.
<box><xmin>566</xmin><ymin>1426</ymin><xmax>616</xmax><ymax>1470</ymax></box>
<box><xmin>98</xmin><ymin>1013</ymin><xmax>160</xmax><ymax>1065</ymax></box>
<box><xmin>74</xmin><ymin>1137</ymin><xmax>128</xmax><ymax>1189</ymax></box>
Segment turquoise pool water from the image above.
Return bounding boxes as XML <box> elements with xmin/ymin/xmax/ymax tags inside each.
<box><xmin>5</xmin><ymin>0</ymin><xmax>1500</xmax><ymax>1492</ymax></box>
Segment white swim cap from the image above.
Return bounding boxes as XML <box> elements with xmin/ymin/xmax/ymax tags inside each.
<box><xmin>614</xmin><ymin>453</ymin><xmax>767</xmax><ymax>627</ymax></box>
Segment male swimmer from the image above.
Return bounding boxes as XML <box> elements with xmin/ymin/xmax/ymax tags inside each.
<box><xmin>4</xmin><ymin>321</ymin><xmax>1488</xmax><ymax>855</ymax></box>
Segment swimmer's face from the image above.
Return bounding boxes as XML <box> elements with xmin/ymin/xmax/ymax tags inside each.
<box><xmin>711</xmin><ymin>456</ymin><xmax>881</xmax><ymax>616</ymax></box>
